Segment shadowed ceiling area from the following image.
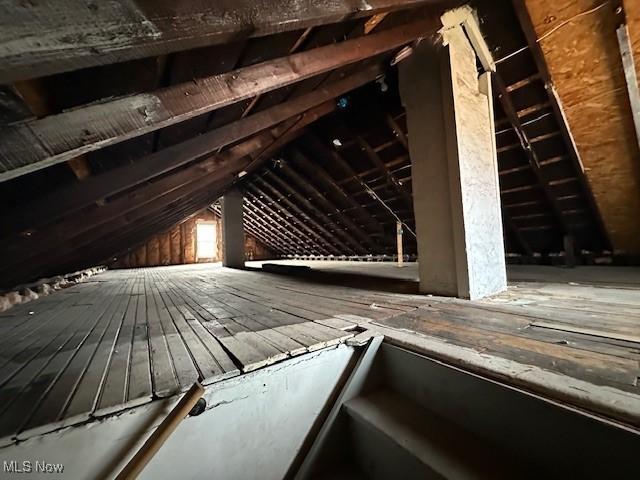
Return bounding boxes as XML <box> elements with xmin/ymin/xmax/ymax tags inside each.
<box><xmin>0</xmin><ymin>0</ymin><xmax>630</xmax><ymax>289</ymax></box>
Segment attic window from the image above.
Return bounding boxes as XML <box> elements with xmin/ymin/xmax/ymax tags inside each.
<box><xmin>196</xmin><ymin>222</ymin><xmax>217</xmax><ymax>260</ymax></box>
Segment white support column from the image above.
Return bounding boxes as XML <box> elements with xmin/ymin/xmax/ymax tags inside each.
<box><xmin>399</xmin><ymin>7</ymin><xmax>506</xmax><ymax>299</ymax></box>
<box><xmin>221</xmin><ymin>188</ymin><xmax>245</xmax><ymax>268</ymax></box>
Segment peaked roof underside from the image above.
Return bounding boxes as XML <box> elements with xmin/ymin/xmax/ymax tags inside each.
<box><xmin>0</xmin><ymin>0</ymin><xmax>609</xmax><ymax>289</ymax></box>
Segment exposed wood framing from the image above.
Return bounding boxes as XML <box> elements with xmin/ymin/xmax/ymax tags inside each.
<box><xmin>492</xmin><ymin>74</ymin><xmax>570</xmax><ymax>235</ymax></box>
<box><xmin>276</xmin><ymin>159</ymin><xmax>380</xmax><ymax>252</ymax></box>
<box><xmin>356</xmin><ymin>135</ymin><xmax>413</xmax><ymax>209</ymax></box>
<box><xmin>262</xmin><ymin>170</ymin><xmax>366</xmax><ymax>254</ymax></box>
<box><xmin>511</xmin><ymin>0</ymin><xmax>613</xmax><ymax>250</ymax></box>
<box><xmin>0</xmin><ymin>103</ymin><xmax>333</xmax><ymax>280</ymax></box>
<box><xmin>246</xmin><ymin>182</ymin><xmax>342</xmax><ymax>255</ymax></box>
<box><xmin>245</xmin><ymin>188</ymin><xmax>332</xmax><ymax>255</ymax></box>
<box><xmin>6</xmin><ymin>79</ymin><xmax>351</xmax><ymax>235</ymax></box>
<box><xmin>290</xmin><ymin>146</ymin><xmax>385</xmax><ymax>235</ymax></box>
<box><xmin>0</xmin><ymin>0</ymin><xmax>446</xmax><ymax>83</ymax></box>
<box><xmin>617</xmin><ymin>23</ymin><xmax>640</xmax><ymax>149</ymax></box>
<box><xmin>0</xmin><ymin>19</ymin><xmax>435</xmax><ymax>182</ymax></box>
<box><xmin>252</xmin><ymin>176</ymin><xmax>357</xmax><ymax>255</ymax></box>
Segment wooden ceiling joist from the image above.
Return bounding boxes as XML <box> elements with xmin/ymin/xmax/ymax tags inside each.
<box><xmin>0</xmin><ymin>0</ymin><xmax>445</xmax><ymax>83</ymax></box>
<box><xmin>0</xmin><ymin>18</ymin><xmax>435</xmax><ymax>182</ymax></box>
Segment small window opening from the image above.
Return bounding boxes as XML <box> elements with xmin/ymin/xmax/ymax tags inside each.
<box><xmin>196</xmin><ymin>222</ymin><xmax>217</xmax><ymax>260</ymax></box>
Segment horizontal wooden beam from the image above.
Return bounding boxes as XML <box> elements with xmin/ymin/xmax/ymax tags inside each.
<box><xmin>0</xmin><ymin>0</ymin><xmax>445</xmax><ymax>83</ymax></box>
<box><xmin>0</xmin><ymin>18</ymin><xmax>436</xmax><ymax>182</ymax></box>
<box><xmin>5</xmin><ymin>67</ymin><xmax>379</xmax><ymax>234</ymax></box>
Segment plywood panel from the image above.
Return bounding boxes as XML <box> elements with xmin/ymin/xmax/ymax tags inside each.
<box><xmin>525</xmin><ymin>0</ymin><xmax>640</xmax><ymax>253</ymax></box>
<box><xmin>624</xmin><ymin>0</ymin><xmax>640</xmax><ymax>81</ymax></box>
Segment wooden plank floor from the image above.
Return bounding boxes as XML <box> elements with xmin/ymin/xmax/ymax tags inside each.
<box><xmin>0</xmin><ymin>264</ymin><xmax>388</xmax><ymax>444</ymax></box>
<box><xmin>252</xmin><ymin>261</ymin><xmax>640</xmax><ymax>426</ymax></box>
<box><xmin>1</xmin><ymin>262</ymin><xmax>639</xmax><ymax>443</ymax></box>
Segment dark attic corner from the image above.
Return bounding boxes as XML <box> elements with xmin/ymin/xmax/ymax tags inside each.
<box><xmin>0</xmin><ymin>1</ymin><xmax>638</xmax><ymax>479</ymax></box>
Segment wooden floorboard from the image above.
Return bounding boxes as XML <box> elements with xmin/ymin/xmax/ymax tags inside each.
<box><xmin>2</xmin><ymin>262</ymin><xmax>639</xmax><ymax>442</ymax></box>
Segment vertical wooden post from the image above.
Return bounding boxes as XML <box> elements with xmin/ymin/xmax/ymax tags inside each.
<box><xmin>396</xmin><ymin>221</ymin><xmax>404</xmax><ymax>267</ymax></box>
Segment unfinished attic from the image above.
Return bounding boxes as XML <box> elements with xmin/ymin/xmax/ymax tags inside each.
<box><xmin>1</xmin><ymin>0</ymin><xmax>639</xmax><ymax>478</ymax></box>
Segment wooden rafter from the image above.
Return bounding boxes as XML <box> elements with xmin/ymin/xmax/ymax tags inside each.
<box><xmin>243</xmin><ymin>199</ymin><xmax>312</xmax><ymax>254</ymax></box>
<box><xmin>246</xmin><ymin>182</ymin><xmax>342</xmax><ymax>255</ymax></box>
<box><xmin>0</xmin><ymin>19</ymin><xmax>435</xmax><ymax>182</ymax></box>
<box><xmin>244</xmin><ymin>188</ymin><xmax>332</xmax><ymax>255</ymax></box>
<box><xmin>493</xmin><ymin>74</ymin><xmax>569</xmax><ymax>235</ymax></box>
<box><xmin>276</xmin><ymin>159</ymin><xmax>380</xmax><ymax>252</ymax></box>
<box><xmin>0</xmin><ymin>102</ymin><xmax>334</xmax><ymax>278</ymax></box>
<box><xmin>0</xmin><ymin>0</ymin><xmax>445</xmax><ymax>83</ymax></box>
<box><xmin>291</xmin><ymin>142</ymin><xmax>384</xmax><ymax>233</ymax></box>
<box><xmin>252</xmin><ymin>176</ymin><xmax>357</xmax><ymax>255</ymax></box>
<box><xmin>355</xmin><ymin>135</ymin><xmax>413</xmax><ymax>209</ymax></box>
<box><xmin>5</xmin><ymin>66</ymin><xmax>381</xmax><ymax>235</ymax></box>
<box><xmin>510</xmin><ymin>0</ymin><xmax>612</xmax><ymax>250</ymax></box>
<box><xmin>261</xmin><ymin>170</ymin><xmax>366</xmax><ymax>254</ymax></box>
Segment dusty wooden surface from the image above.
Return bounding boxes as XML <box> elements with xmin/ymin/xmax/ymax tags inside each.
<box><xmin>1</xmin><ymin>262</ymin><xmax>638</xmax><ymax>444</ymax></box>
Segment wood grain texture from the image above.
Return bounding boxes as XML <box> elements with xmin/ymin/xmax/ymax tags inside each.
<box><xmin>4</xmin><ymin>66</ymin><xmax>381</xmax><ymax>234</ymax></box>
<box><xmin>0</xmin><ymin>19</ymin><xmax>435</xmax><ymax>181</ymax></box>
<box><xmin>0</xmin><ymin>0</ymin><xmax>442</xmax><ymax>83</ymax></box>
<box><xmin>523</xmin><ymin>0</ymin><xmax>640</xmax><ymax>253</ymax></box>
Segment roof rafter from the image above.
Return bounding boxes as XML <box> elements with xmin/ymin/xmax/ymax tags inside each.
<box><xmin>0</xmin><ymin>0</ymin><xmax>446</xmax><ymax>83</ymax></box>
<box><xmin>0</xmin><ymin>18</ymin><xmax>435</xmax><ymax>182</ymax></box>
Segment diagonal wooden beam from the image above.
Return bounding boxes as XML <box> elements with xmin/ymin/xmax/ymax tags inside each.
<box><xmin>355</xmin><ymin>135</ymin><xmax>413</xmax><ymax>209</ymax></box>
<box><xmin>4</xmin><ymin>67</ymin><xmax>379</xmax><ymax>234</ymax></box>
<box><xmin>385</xmin><ymin>114</ymin><xmax>409</xmax><ymax>150</ymax></box>
<box><xmin>252</xmin><ymin>176</ymin><xmax>356</xmax><ymax>255</ymax></box>
<box><xmin>245</xmin><ymin>188</ymin><xmax>332</xmax><ymax>255</ymax></box>
<box><xmin>0</xmin><ymin>18</ymin><xmax>436</xmax><ymax>182</ymax></box>
<box><xmin>262</xmin><ymin>169</ymin><xmax>366</xmax><ymax>254</ymax></box>
<box><xmin>0</xmin><ymin>103</ymin><xmax>331</xmax><ymax>275</ymax></box>
<box><xmin>277</xmin><ymin>159</ymin><xmax>381</xmax><ymax>252</ymax></box>
<box><xmin>510</xmin><ymin>0</ymin><xmax>612</xmax><ymax>250</ymax></box>
<box><xmin>246</xmin><ymin>182</ymin><xmax>341</xmax><ymax>256</ymax></box>
<box><xmin>290</xmin><ymin>145</ymin><xmax>384</xmax><ymax>234</ymax></box>
<box><xmin>243</xmin><ymin>198</ymin><xmax>314</xmax><ymax>254</ymax></box>
<box><xmin>492</xmin><ymin>74</ymin><xmax>570</xmax><ymax>235</ymax></box>
<box><xmin>0</xmin><ymin>1</ymin><xmax>446</xmax><ymax>83</ymax></box>
<box><xmin>211</xmin><ymin>203</ymin><xmax>289</xmax><ymax>256</ymax></box>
